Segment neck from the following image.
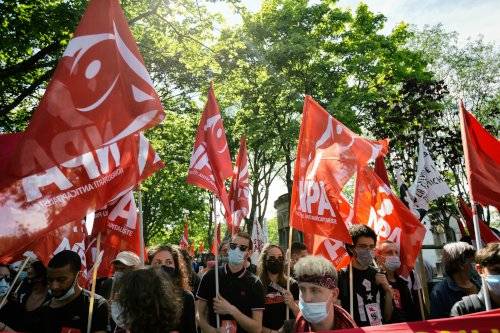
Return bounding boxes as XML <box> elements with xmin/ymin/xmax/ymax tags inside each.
<box><xmin>228</xmin><ymin>263</ymin><xmax>244</xmax><ymax>273</ymax></box>
<box><xmin>452</xmin><ymin>272</ymin><xmax>471</xmax><ymax>286</ymax></box>
<box><xmin>386</xmin><ymin>270</ymin><xmax>396</xmax><ymax>281</ymax></box>
<box><xmin>311</xmin><ymin>307</ymin><xmax>335</xmax><ymax>332</ymax></box>
<box><xmin>269</xmin><ymin>272</ymin><xmax>279</xmax><ymax>282</ymax></box>
<box><xmin>352</xmin><ymin>259</ymin><xmax>369</xmax><ymax>270</ymax></box>
<box><xmin>32</xmin><ymin>282</ymin><xmax>47</xmax><ymax>293</ymax></box>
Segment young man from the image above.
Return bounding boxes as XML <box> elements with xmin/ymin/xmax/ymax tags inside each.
<box><xmin>451</xmin><ymin>242</ymin><xmax>500</xmax><ymax>315</ymax></box>
<box><xmin>96</xmin><ymin>251</ymin><xmax>142</xmax><ymax>300</ymax></box>
<box><xmin>40</xmin><ymin>250</ymin><xmax>109</xmax><ymax>333</ymax></box>
<box><xmin>290</xmin><ymin>242</ymin><xmax>308</xmax><ymax>278</ymax></box>
<box><xmin>375</xmin><ymin>240</ymin><xmax>421</xmax><ymax>322</ymax></box>
<box><xmin>338</xmin><ymin>225</ymin><xmax>393</xmax><ymax>327</ymax></box>
<box><xmin>197</xmin><ymin>231</ymin><xmax>265</xmax><ymax>333</ymax></box>
<box><xmin>281</xmin><ymin>255</ymin><xmax>356</xmax><ymax>333</ymax></box>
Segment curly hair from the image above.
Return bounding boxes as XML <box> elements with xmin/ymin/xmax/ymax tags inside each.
<box><xmin>257</xmin><ymin>244</ymin><xmax>287</xmax><ymax>292</ymax></box>
<box><xmin>148</xmin><ymin>244</ymin><xmax>190</xmax><ymax>291</ymax></box>
<box><xmin>116</xmin><ymin>268</ymin><xmax>182</xmax><ymax>333</ymax></box>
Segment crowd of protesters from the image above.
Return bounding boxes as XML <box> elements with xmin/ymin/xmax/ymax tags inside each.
<box><xmin>0</xmin><ymin>227</ymin><xmax>499</xmax><ymax>333</ymax></box>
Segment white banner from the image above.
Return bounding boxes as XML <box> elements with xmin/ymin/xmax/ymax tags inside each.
<box><xmin>250</xmin><ymin>218</ymin><xmax>267</xmax><ymax>264</ymax></box>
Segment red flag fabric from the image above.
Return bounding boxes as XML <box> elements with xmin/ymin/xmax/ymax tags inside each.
<box><xmin>179</xmin><ymin>223</ymin><xmax>189</xmax><ymax>249</ymax></box>
<box><xmin>0</xmin><ymin>132</ymin><xmax>163</xmax><ymax>261</ymax></box>
<box><xmin>375</xmin><ymin>156</ymin><xmax>390</xmax><ymax>187</ymax></box>
<box><xmin>199</xmin><ymin>242</ymin><xmax>205</xmax><ymax>254</ymax></box>
<box><xmin>459</xmin><ymin>101</ymin><xmax>500</xmax><ymax>208</ymax></box>
<box><xmin>354</xmin><ymin>167</ymin><xmax>426</xmax><ymax>276</ymax></box>
<box><xmin>187</xmin><ymin>83</ymin><xmax>233</xmax><ymax>225</ymax></box>
<box><xmin>210</xmin><ymin>223</ymin><xmax>221</xmax><ymax>255</ymax></box>
<box><xmin>458</xmin><ymin>198</ymin><xmax>500</xmax><ymax>245</ymax></box>
<box><xmin>290</xmin><ymin>96</ymin><xmax>388</xmax><ymax>242</ymax></box>
<box><xmin>304</xmin><ymin>233</ymin><xmax>351</xmax><ymax>270</ymax></box>
<box><xmin>86</xmin><ymin>191</ymin><xmax>142</xmax><ymax>278</ymax></box>
<box><xmin>228</xmin><ymin>137</ymin><xmax>250</xmax><ymax>230</ymax></box>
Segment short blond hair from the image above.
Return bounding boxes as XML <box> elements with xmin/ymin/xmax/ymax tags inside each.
<box><xmin>294</xmin><ymin>255</ymin><xmax>337</xmax><ymax>283</ymax></box>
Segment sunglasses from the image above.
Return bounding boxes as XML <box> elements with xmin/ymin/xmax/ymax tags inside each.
<box><xmin>229</xmin><ymin>243</ymin><xmax>248</xmax><ymax>251</ymax></box>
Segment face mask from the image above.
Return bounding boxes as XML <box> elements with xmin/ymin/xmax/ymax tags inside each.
<box><xmin>161</xmin><ymin>265</ymin><xmax>178</xmax><ymax>279</ymax></box>
<box><xmin>0</xmin><ymin>278</ymin><xmax>10</xmax><ymax>297</ymax></box>
<box><xmin>485</xmin><ymin>275</ymin><xmax>500</xmax><ymax>296</ymax></box>
<box><xmin>111</xmin><ymin>301</ymin><xmax>126</xmax><ymax>328</ymax></box>
<box><xmin>54</xmin><ymin>273</ymin><xmax>78</xmax><ymax>301</ymax></box>
<box><xmin>113</xmin><ymin>271</ymin><xmax>124</xmax><ymax>280</ymax></box>
<box><xmin>355</xmin><ymin>248</ymin><xmax>374</xmax><ymax>267</ymax></box>
<box><xmin>299</xmin><ymin>297</ymin><xmax>329</xmax><ymax>324</ymax></box>
<box><xmin>266</xmin><ymin>259</ymin><xmax>284</xmax><ymax>274</ymax></box>
<box><xmin>384</xmin><ymin>255</ymin><xmax>401</xmax><ymax>272</ymax></box>
<box><xmin>228</xmin><ymin>248</ymin><xmax>245</xmax><ymax>266</ymax></box>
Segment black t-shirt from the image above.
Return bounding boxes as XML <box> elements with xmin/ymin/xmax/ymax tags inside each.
<box><xmin>196</xmin><ymin>265</ymin><xmax>265</xmax><ymax>333</ymax></box>
<box><xmin>338</xmin><ymin>266</ymin><xmax>386</xmax><ymax>327</ymax></box>
<box><xmin>39</xmin><ymin>289</ymin><xmax>109</xmax><ymax>333</ymax></box>
<box><xmin>388</xmin><ymin>275</ymin><xmax>420</xmax><ymax>323</ymax></box>
<box><xmin>262</xmin><ymin>279</ymin><xmax>299</xmax><ymax>330</ymax></box>
<box><xmin>175</xmin><ymin>290</ymin><xmax>196</xmax><ymax>333</ymax></box>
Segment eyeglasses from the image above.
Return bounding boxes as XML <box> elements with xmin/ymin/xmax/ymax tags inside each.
<box><xmin>229</xmin><ymin>243</ymin><xmax>248</xmax><ymax>251</ymax></box>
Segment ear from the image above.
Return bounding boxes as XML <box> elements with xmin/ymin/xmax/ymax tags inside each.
<box><xmin>330</xmin><ymin>287</ymin><xmax>339</xmax><ymax>303</ymax></box>
<box><xmin>476</xmin><ymin>264</ymin><xmax>484</xmax><ymax>275</ymax></box>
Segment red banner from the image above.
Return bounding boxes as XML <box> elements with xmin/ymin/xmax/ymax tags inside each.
<box><xmin>228</xmin><ymin>137</ymin><xmax>250</xmax><ymax>229</ymax></box>
<box><xmin>179</xmin><ymin>223</ymin><xmax>189</xmax><ymax>249</ymax></box>
<box><xmin>458</xmin><ymin>198</ymin><xmax>500</xmax><ymax>245</ymax></box>
<box><xmin>459</xmin><ymin>101</ymin><xmax>500</xmax><ymax>208</ymax></box>
<box><xmin>290</xmin><ymin>96</ymin><xmax>388</xmax><ymax>242</ymax></box>
<box><xmin>354</xmin><ymin>167</ymin><xmax>426</xmax><ymax>276</ymax></box>
<box><xmin>187</xmin><ymin>83</ymin><xmax>233</xmax><ymax>225</ymax></box>
<box><xmin>334</xmin><ymin>309</ymin><xmax>500</xmax><ymax>333</ymax></box>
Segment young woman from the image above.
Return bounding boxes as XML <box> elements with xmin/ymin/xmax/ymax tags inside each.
<box><xmin>258</xmin><ymin>244</ymin><xmax>299</xmax><ymax>333</ymax></box>
<box><xmin>148</xmin><ymin>245</ymin><xmax>196</xmax><ymax>333</ymax></box>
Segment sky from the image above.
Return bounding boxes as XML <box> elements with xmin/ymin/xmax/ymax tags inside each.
<box><xmin>206</xmin><ymin>0</ymin><xmax>500</xmax><ymax>218</ymax></box>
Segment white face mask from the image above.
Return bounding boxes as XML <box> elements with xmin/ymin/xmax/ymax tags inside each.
<box><xmin>228</xmin><ymin>248</ymin><xmax>245</xmax><ymax>266</ymax></box>
<box><xmin>384</xmin><ymin>255</ymin><xmax>401</xmax><ymax>272</ymax></box>
<box><xmin>299</xmin><ymin>296</ymin><xmax>329</xmax><ymax>324</ymax></box>
<box><xmin>111</xmin><ymin>301</ymin><xmax>126</xmax><ymax>328</ymax></box>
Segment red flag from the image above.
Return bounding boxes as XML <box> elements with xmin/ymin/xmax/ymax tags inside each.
<box><xmin>179</xmin><ymin>223</ymin><xmax>189</xmax><ymax>249</ymax></box>
<box><xmin>86</xmin><ymin>191</ymin><xmax>142</xmax><ymax>277</ymax></box>
<box><xmin>375</xmin><ymin>156</ymin><xmax>390</xmax><ymax>186</ymax></box>
<box><xmin>290</xmin><ymin>96</ymin><xmax>388</xmax><ymax>242</ymax></box>
<box><xmin>458</xmin><ymin>198</ymin><xmax>500</xmax><ymax>245</ymax></box>
<box><xmin>0</xmin><ymin>132</ymin><xmax>163</xmax><ymax>261</ymax></box>
<box><xmin>199</xmin><ymin>242</ymin><xmax>205</xmax><ymax>254</ymax></box>
<box><xmin>459</xmin><ymin>101</ymin><xmax>500</xmax><ymax>208</ymax></box>
<box><xmin>354</xmin><ymin>167</ymin><xmax>426</xmax><ymax>276</ymax></box>
<box><xmin>228</xmin><ymin>137</ymin><xmax>250</xmax><ymax>229</ymax></box>
<box><xmin>187</xmin><ymin>83</ymin><xmax>232</xmax><ymax>225</ymax></box>
<box><xmin>210</xmin><ymin>223</ymin><xmax>221</xmax><ymax>255</ymax></box>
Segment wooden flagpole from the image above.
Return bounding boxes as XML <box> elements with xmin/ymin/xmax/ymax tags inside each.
<box><xmin>138</xmin><ymin>188</ymin><xmax>145</xmax><ymax>265</ymax></box>
<box><xmin>87</xmin><ymin>232</ymin><xmax>101</xmax><ymax>333</ymax></box>
<box><xmin>0</xmin><ymin>257</ymin><xmax>30</xmax><ymax>310</ymax></box>
<box><xmin>285</xmin><ymin>225</ymin><xmax>294</xmax><ymax>320</ymax></box>
<box><xmin>213</xmin><ymin>196</ymin><xmax>221</xmax><ymax>329</ymax></box>
<box><xmin>416</xmin><ymin>253</ymin><xmax>428</xmax><ymax>318</ymax></box>
<box><xmin>349</xmin><ymin>262</ymin><xmax>354</xmax><ymax>318</ymax></box>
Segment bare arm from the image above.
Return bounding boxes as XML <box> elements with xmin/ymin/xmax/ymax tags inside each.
<box><xmin>214</xmin><ymin>295</ymin><xmax>263</xmax><ymax>333</ymax></box>
<box><xmin>197</xmin><ymin>299</ymin><xmax>217</xmax><ymax>333</ymax></box>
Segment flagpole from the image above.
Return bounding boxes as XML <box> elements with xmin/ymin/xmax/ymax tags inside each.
<box><xmin>285</xmin><ymin>225</ymin><xmax>294</xmax><ymax>320</ymax></box>
<box><xmin>138</xmin><ymin>187</ymin><xmax>145</xmax><ymax>264</ymax></box>
<box><xmin>0</xmin><ymin>257</ymin><xmax>30</xmax><ymax>310</ymax></box>
<box><xmin>459</xmin><ymin>102</ymin><xmax>492</xmax><ymax>311</ymax></box>
<box><xmin>416</xmin><ymin>253</ymin><xmax>428</xmax><ymax>318</ymax></box>
<box><xmin>349</xmin><ymin>262</ymin><xmax>354</xmax><ymax>318</ymax></box>
<box><xmin>213</xmin><ymin>196</ymin><xmax>221</xmax><ymax>329</ymax></box>
<box><xmin>87</xmin><ymin>232</ymin><xmax>101</xmax><ymax>333</ymax></box>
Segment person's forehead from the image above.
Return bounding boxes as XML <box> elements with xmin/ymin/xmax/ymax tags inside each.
<box><xmin>154</xmin><ymin>250</ymin><xmax>173</xmax><ymax>261</ymax></box>
<box><xmin>356</xmin><ymin>236</ymin><xmax>375</xmax><ymax>246</ymax></box>
<box><xmin>47</xmin><ymin>265</ymin><xmax>73</xmax><ymax>277</ymax></box>
<box><xmin>0</xmin><ymin>267</ymin><xmax>10</xmax><ymax>276</ymax></box>
<box><xmin>232</xmin><ymin>236</ymin><xmax>249</xmax><ymax>246</ymax></box>
<box><xmin>268</xmin><ymin>247</ymin><xmax>283</xmax><ymax>257</ymax></box>
<box><xmin>379</xmin><ymin>242</ymin><xmax>397</xmax><ymax>252</ymax></box>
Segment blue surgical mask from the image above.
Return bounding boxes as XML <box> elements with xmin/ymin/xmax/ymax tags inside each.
<box><xmin>228</xmin><ymin>248</ymin><xmax>245</xmax><ymax>266</ymax></box>
<box><xmin>355</xmin><ymin>248</ymin><xmax>374</xmax><ymax>267</ymax></box>
<box><xmin>299</xmin><ymin>296</ymin><xmax>328</xmax><ymax>324</ymax></box>
<box><xmin>384</xmin><ymin>255</ymin><xmax>401</xmax><ymax>272</ymax></box>
<box><xmin>485</xmin><ymin>275</ymin><xmax>500</xmax><ymax>297</ymax></box>
<box><xmin>0</xmin><ymin>278</ymin><xmax>10</xmax><ymax>297</ymax></box>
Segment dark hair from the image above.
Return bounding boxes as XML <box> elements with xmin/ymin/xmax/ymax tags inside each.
<box><xmin>345</xmin><ymin>225</ymin><xmax>377</xmax><ymax>256</ymax></box>
<box><xmin>48</xmin><ymin>250</ymin><xmax>81</xmax><ymax>273</ymax></box>
<box><xmin>179</xmin><ymin>248</ymin><xmax>196</xmax><ymax>292</ymax></box>
<box><xmin>117</xmin><ymin>269</ymin><xmax>182</xmax><ymax>333</ymax></box>
<box><xmin>476</xmin><ymin>242</ymin><xmax>500</xmax><ymax>267</ymax></box>
<box><xmin>233</xmin><ymin>231</ymin><xmax>253</xmax><ymax>250</ymax></box>
<box><xmin>442</xmin><ymin>242</ymin><xmax>476</xmax><ymax>276</ymax></box>
<box><xmin>291</xmin><ymin>242</ymin><xmax>307</xmax><ymax>256</ymax></box>
<box><xmin>257</xmin><ymin>244</ymin><xmax>287</xmax><ymax>292</ymax></box>
<box><xmin>147</xmin><ymin>245</ymin><xmax>189</xmax><ymax>291</ymax></box>
<box><xmin>30</xmin><ymin>261</ymin><xmax>47</xmax><ymax>284</ymax></box>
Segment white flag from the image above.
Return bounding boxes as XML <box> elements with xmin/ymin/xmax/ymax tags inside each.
<box><xmin>250</xmin><ymin>218</ymin><xmax>267</xmax><ymax>263</ymax></box>
<box><xmin>409</xmin><ymin>136</ymin><xmax>451</xmax><ymax>210</ymax></box>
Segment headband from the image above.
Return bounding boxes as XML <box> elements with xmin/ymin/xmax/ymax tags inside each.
<box><xmin>297</xmin><ymin>274</ymin><xmax>337</xmax><ymax>289</ymax></box>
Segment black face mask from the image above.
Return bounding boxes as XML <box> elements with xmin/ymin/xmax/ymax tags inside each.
<box><xmin>266</xmin><ymin>259</ymin><xmax>284</xmax><ymax>274</ymax></box>
<box><xmin>161</xmin><ymin>265</ymin><xmax>179</xmax><ymax>279</ymax></box>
